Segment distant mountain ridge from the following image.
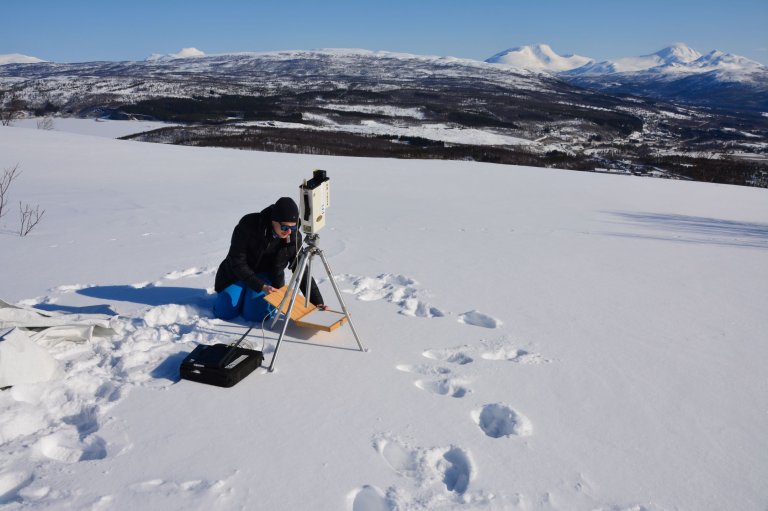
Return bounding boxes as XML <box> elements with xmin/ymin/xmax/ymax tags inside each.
<box><xmin>565</xmin><ymin>43</ymin><xmax>703</xmax><ymax>74</ymax></box>
<box><xmin>145</xmin><ymin>47</ymin><xmax>206</xmax><ymax>62</ymax></box>
<box><xmin>564</xmin><ymin>43</ymin><xmax>766</xmax><ymax>79</ymax></box>
<box><xmin>486</xmin><ymin>43</ymin><xmax>768</xmax><ymax>111</ymax></box>
<box><xmin>1</xmin><ymin>48</ymin><xmax>765</xmax><ymax>186</ymax></box>
<box><xmin>485</xmin><ymin>42</ymin><xmax>766</xmax><ymax>77</ymax></box>
<box><xmin>0</xmin><ymin>53</ymin><xmax>45</xmax><ymax>65</ymax></box>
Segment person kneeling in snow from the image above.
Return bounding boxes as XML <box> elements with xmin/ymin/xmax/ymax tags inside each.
<box><xmin>213</xmin><ymin>197</ymin><xmax>326</xmax><ymax>322</ymax></box>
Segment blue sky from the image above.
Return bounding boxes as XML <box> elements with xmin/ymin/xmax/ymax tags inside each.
<box><xmin>3</xmin><ymin>0</ymin><xmax>767</xmax><ymax>65</ymax></box>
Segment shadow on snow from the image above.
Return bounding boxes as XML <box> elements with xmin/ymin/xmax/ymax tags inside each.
<box><xmin>601</xmin><ymin>211</ymin><xmax>768</xmax><ymax>249</ymax></box>
<box><xmin>76</xmin><ymin>285</ymin><xmax>212</xmax><ymax>307</ymax></box>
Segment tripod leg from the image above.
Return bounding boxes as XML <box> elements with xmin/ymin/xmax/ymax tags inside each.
<box><xmin>317</xmin><ymin>250</ymin><xmax>366</xmax><ymax>352</ymax></box>
<box><xmin>304</xmin><ymin>249</ymin><xmax>313</xmax><ymax>309</ymax></box>
<box><xmin>270</xmin><ymin>247</ymin><xmax>309</xmax><ymax>329</ymax></box>
<box><xmin>267</xmin><ymin>251</ymin><xmax>310</xmax><ymax>373</ymax></box>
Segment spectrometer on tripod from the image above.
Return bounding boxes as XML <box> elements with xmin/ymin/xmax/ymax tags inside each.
<box><xmin>264</xmin><ymin>168</ymin><xmax>364</xmax><ymax>372</ymax></box>
<box><xmin>300</xmin><ymin>169</ymin><xmax>330</xmax><ymax>235</ymax></box>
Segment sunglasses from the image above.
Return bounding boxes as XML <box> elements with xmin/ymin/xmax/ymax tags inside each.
<box><xmin>279</xmin><ymin>224</ymin><xmax>298</xmax><ymax>232</ymax></box>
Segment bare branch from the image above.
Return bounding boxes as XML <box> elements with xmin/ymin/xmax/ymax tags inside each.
<box><xmin>36</xmin><ymin>117</ymin><xmax>54</xmax><ymax>130</ymax></box>
<box><xmin>18</xmin><ymin>201</ymin><xmax>45</xmax><ymax>236</ymax></box>
<box><xmin>0</xmin><ymin>164</ymin><xmax>21</xmax><ymax>220</ymax></box>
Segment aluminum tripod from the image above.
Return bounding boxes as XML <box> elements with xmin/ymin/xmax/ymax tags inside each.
<box><xmin>267</xmin><ymin>233</ymin><xmax>365</xmax><ymax>372</ymax></box>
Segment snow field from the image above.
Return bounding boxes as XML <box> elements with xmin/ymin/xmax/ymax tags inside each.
<box><xmin>0</xmin><ymin>125</ymin><xmax>767</xmax><ymax>509</ymax></box>
<box><xmin>238</xmin><ymin>118</ymin><xmax>535</xmax><ymax>147</ymax></box>
<box><xmin>12</xmin><ymin>118</ymin><xmax>180</xmax><ymax>139</ymax></box>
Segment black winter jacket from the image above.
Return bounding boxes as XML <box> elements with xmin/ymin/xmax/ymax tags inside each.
<box><xmin>214</xmin><ymin>205</ymin><xmax>323</xmax><ymax>305</ymax></box>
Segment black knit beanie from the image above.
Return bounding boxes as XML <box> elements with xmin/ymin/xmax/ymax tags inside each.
<box><xmin>271</xmin><ymin>197</ymin><xmax>299</xmax><ymax>222</ymax></box>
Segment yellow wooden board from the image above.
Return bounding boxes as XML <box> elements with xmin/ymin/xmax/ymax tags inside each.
<box><xmin>295</xmin><ymin>310</ymin><xmax>348</xmax><ymax>332</ymax></box>
<box><xmin>263</xmin><ymin>286</ymin><xmax>316</xmax><ymax>321</ymax></box>
<box><xmin>263</xmin><ymin>286</ymin><xmax>347</xmax><ymax>332</ymax></box>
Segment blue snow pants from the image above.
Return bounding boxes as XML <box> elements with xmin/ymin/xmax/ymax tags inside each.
<box><xmin>213</xmin><ymin>274</ymin><xmax>275</xmax><ymax>322</ymax></box>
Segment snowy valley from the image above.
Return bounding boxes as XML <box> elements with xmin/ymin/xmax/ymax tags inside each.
<box><xmin>1</xmin><ymin>47</ymin><xmax>766</xmax><ymax>187</ymax></box>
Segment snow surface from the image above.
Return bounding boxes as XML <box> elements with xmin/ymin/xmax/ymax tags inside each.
<box><xmin>1</xmin><ymin>124</ymin><xmax>767</xmax><ymax>510</ymax></box>
<box><xmin>238</xmin><ymin>118</ymin><xmax>534</xmax><ymax>147</ymax></box>
<box><xmin>12</xmin><ymin>118</ymin><xmax>180</xmax><ymax>139</ymax></box>
<box><xmin>318</xmin><ymin>104</ymin><xmax>426</xmax><ymax>120</ymax></box>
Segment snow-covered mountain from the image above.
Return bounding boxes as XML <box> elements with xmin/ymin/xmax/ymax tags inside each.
<box><xmin>565</xmin><ymin>42</ymin><xmax>766</xmax><ymax>80</ymax></box>
<box><xmin>485</xmin><ymin>43</ymin><xmax>768</xmax><ymax>111</ymax></box>
<box><xmin>565</xmin><ymin>43</ymin><xmax>702</xmax><ymax>74</ymax></box>
<box><xmin>145</xmin><ymin>47</ymin><xmax>206</xmax><ymax>62</ymax></box>
<box><xmin>563</xmin><ymin>45</ymin><xmax>768</xmax><ymax>112</ymax></box>
<box><xmin>2</xmin><ymin>48</ymin><xmax>766</xmax><ymax>179</ymax></box>
<box><xmin>0</xmin><ymin>53</ymin><xmax>45</xmax><ymax>65</ymax></box>
<box><xmin>485</xmin><ymin>44</ymin><xmax>592</xmax><ymax>72</ymax></box>
<box><xmin>486</xmin><ymin>42</ymin><xmax>766</xmax><ymax>78</ymax></box>
<box><xmin>686</xmin><ymin>50</ymin><xmax>767</xmax><ymax>77</ymax></box>
<box><xmin>0</xmin><ymin>48</ymin><xmax>544</xmax><ymax>95</ymax></box>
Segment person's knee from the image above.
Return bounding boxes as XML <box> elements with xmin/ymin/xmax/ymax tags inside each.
<box><xmin>214</xmin><ymin>293</ymin><xmax>239</xmax><ymax>319</ymax></box>
<box><xmin>242</xmin><ymin>290</ymin><xmax>270</xmax><ymax>322</ymax></box>
<box><xmin>213</xmin><ymin>283</ymin><xmax>245</xmax><ymax>320</ymax></box>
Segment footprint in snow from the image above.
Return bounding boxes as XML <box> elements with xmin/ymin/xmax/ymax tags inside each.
<box><xmin>335</xmin><ymin>273</ymin><xmax>446</xmax><ymax>318</ymax></box>
<box><xmin>395</xmin><ymin>364</ymin><xmax>451</xmax><ymax>376</ymax></box>
<box><xmin>422</xmin><ymin>347</ymin><xmax>474</xmax><ymax>365</ymax></box>
<box><xmin>0</xmin><ymin>472</ymin><xmax>34</xmax><ymax>505</ymax></box>
<box><xmin>472</xmin><ymin>403</ymin><xmax>532</xmax><ymax>438</ymax></box>
<box><xmin>441</xmin><ymin>447</ymin><xmax>473</xmax><ymax>495</ymax></box>
<box><xmin>37</xmin><ymin>432</ymin><xmax>107</xmax><ymax>463</ymax></box>
<box><xmin>481</xmin><ymin>347</ymin><xmax>549</xmax><ymax>364</ymax></box>
<box><xmin>400</xmin><ymin>298</ymin><xmax>445</xmax><ymax>318</ymax></box>
<box><xmin>458</xmin><ymin>310</ymin><xmax>502</xmax><ymax>329</ymax></box>
<box><xmin>373</xmin><ymin>436</ymin><xmax>475</xmax><ymax>495</ymax></box>
<box><xmin>378</xmin><ymin>439</ymin><xmax>421</xmax><ymax>478</ymax></box>
<box><xmin>349</xmin><ymin>485</ymin><xmax>391</xmax><ymax>511</ymax></box>
<box><xmin>479</xmin><ymin>336</ymin><xmax>549</xmax><ymax>364</ymax></box>
<box><xmin>415</xmin><ymin>378</ymin><xmax>471</xmax><ymax>398</ymax></box>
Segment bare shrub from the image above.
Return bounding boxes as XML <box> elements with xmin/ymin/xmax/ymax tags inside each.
<box><xmin>0</xmin><ymin>164</ymin><xmax>21</xmax><ymax>220</ymax></box>
<box><xmin>36</xmin><ymin>117</ymin><xmax>54</xmax><ymax>130</ymax></box>
<box><xmin>18</xmin><ymin>202</ymin><xmax>45</xmax><ymax>236</ymax></box>
<box><xmin>1</xmin><ymin>90</ymin><xmax>26</xmax><ymax>126</ymax></box>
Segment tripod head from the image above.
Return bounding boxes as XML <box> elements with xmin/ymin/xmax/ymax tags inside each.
<box><xmin>303</xmin><ymin>232</ymin><xmax>320</xmax><ymax>247</ymax></box>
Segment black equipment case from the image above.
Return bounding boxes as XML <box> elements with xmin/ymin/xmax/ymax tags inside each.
<box><xmin>180</xmin><ymin>343</ymin><xmax>263</xmax><ymax>387</ymax></box>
